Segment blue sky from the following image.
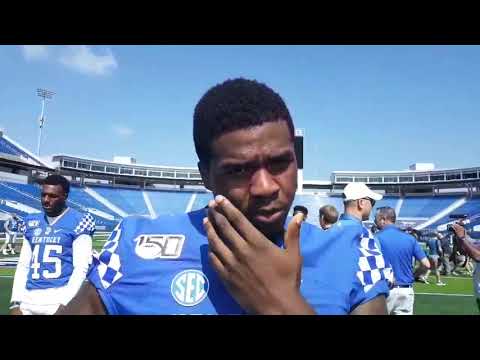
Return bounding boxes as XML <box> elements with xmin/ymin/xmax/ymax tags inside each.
<box><xmin>1</xmin><ymin>45</ymin><xmax>479</xmax><ymax>180</ymax></box>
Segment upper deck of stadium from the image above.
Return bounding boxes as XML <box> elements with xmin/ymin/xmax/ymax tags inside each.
<box><xmin>1</xmin><ymin>131</ymin><xmax>480</xmax><ymax>233</ymax></box>
<box><xmin>49</xmin><ymin>153</ymin><xmax>480</xmax><ymax>192</ymax></box>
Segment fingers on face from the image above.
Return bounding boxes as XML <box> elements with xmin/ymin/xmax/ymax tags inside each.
<box><xmin>207</xmin><ymin>202</ymin><xmax>247</xmax><ymax>253</ymax></box>
<box><xmin>212</xmin><ymin>195</ymin><xmax>260</xmax><ymax>245</ymax></box>
<box><xmin>203</xmin><ymin>216</ymin><xmax>236</xmax><ymax>267</ymax></box>
<box><xmin>284</xmin><ymin>213</ymin><xmax>303</xmax><ymax>255</ymax></box>
<box><xmin>208</xmin><ymin>250</ymin><xmax>229</xmax><ymax>281</ymax></box>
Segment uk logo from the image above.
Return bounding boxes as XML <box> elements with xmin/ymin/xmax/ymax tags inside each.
<box><xmin>33</xmin><ymin>228</ymin><xmax>42</xmax><ymax>237</ymax></box>
<box><xmin>171</xmin><ymin>270</ymin><xmax>209</xmax><ymax>307</ymax></box>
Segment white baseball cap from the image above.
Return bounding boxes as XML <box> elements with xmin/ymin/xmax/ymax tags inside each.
<box><xmin>343</xmin><ymin>182</ymin><xmax>383</xmax><ymax>201</ymax></box>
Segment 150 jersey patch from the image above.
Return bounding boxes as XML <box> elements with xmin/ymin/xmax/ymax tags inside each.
<box><xmin>134</xmin><ymin>234</ymin><xmax>185</xmax><ymax>259</ymax></box>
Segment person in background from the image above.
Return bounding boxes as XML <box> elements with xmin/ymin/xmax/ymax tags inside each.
<box><xmin>293</xmin><ymin>205</ymin><xmax>309</xmax><ymax>222</ymax></box>
<box><xmin>374</xmin><ymin>207</ymin><xmax>430</xmax><ymax>315</ymax></box>
<box><xmin>319</xmin><ymin>205</ymin><xmax>339</xmax><ymax>230</ymax></box>
<box><xmin>422</xmin><ymin>234</ymin><xmax>446</xmax><ymax>286</ymax></box>
<box><xmin>2</xmin><ymin>213</ymin><xmax>22</xmax><ymax>256</ymax></box>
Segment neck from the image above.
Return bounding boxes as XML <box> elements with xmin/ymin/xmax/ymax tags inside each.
<box><xmin>46</xmin><ymin>206</ymin><xmax>67</xmax><ymax>218</ymax></box>
<box><xmin>346</xmin><ymin>209</ymin><xmax>363</xmax><ymax>221</ymax></box>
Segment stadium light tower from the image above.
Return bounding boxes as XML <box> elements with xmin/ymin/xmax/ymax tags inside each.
<box><xmin>36</xmin><ymin>88</ymin><xmax>55</xmax><ymax>157</ymax></box>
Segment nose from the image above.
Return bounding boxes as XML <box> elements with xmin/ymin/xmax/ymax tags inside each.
<box><xmin>250</xmin><ymin>168</ymin><xmax>280</xmax><ymax>199</ymax></box>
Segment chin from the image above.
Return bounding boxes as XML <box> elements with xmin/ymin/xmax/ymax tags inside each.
<box><xmin>253</xmin><ymin>219</ymin><xmax>286</xmax><ymax>239</ymax></box>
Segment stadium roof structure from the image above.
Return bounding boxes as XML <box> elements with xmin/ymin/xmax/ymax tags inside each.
<box><xmin>0</xmin><ymin>132</ymin><xmax>50</xmax><ymax>168</ymax></box>
<box><xmin>51</xmin><ymin>153</ymin><xmax>198</xmax><ymax>171</ymax></box>
<box><xmin>51</xmin><ymin>154</ymin><xmax>202</xmax><ymax>185</ymax></box>
<box><xmin>331</xmin><ymin>167</ymin><xmax>480</xmax><ymax>186</ymax></box>
<box><xmin>0</xmin><ymin>129</ymin><xmax>475</xmax><ymax>192</ymax></box>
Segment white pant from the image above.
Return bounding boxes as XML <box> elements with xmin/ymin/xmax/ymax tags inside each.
<box><xmin>2</xmin><ymin>233</ymin><xmax>17</xmax><ymax>251</ymax></box>
<box><xmin>20</xmin><ymin>302</ymin><xmax>60</xmax><ymax>315</ymax></box>
<box><xmin>386</xmin><ymin>287</ymin><xmax>414</xmax><ymax>315</ymax></box>
<box><xmin>17</xmin><ymin>286</ymin><xmax>68</xmax><ymax>315</ymax></box>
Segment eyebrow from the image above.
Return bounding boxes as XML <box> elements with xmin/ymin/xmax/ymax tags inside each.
<box><xmin>217</xmin><ymin>148</ymin><xmax>294</xmax><ymax>169</ymax></box>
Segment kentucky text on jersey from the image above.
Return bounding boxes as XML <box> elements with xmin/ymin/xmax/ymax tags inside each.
<box><xmin>31</xmin><ymin>236</ymin><xmax>62</xmax><ymax>244</ymax></box>
<box><xmin>21</xmin><ymin>208</ymin><xmax>95</xmax><ymax>290</ymax></box>
<box><xmin>88</xmin><ymin>209</ymin><xmax>391</xmax><ymax>314</ymax></box>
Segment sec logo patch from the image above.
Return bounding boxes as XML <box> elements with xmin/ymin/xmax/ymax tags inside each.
<box><xmin>171</xmin><ymin>270</ymin><xmax>209</xmax><ymax>307</ymax></box>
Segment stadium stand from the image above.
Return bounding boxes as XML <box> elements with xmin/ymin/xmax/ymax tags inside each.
<box><xmin>93</xmin><ymin>186</ymin><xmax>149</xmax><ymax>215</ymax></box>
<box><xmin>0</xmin><ymin>133</ymin><xmax>48</xmax><ymax>167</ymax></box>
<box><xmin>0</xmin><ymin>182</ymin><xmax>42</xmax><ymax>211</ymax></box>
<box><xmin>0</xmin><ymin>137</ymin><xmax>29</xmax><ymax>157</ymax></box>
<box><xmin>67</xmin><ymin>186</ymin><xmax>118</xmax><ymax>217</ymax></box>
<box><xmin>2</xmin><ymin>178</ymin><xmax>480</xmax><ymax>233</ymax></box>
<box><xmin>399</xmin><ymin>195</ymin><xmax>462</xmax><ymax>218</ymax></box>
<box><xmin>0</xmin><ymin>131</ymin><xmax>479</xmax><ymax>234</ymax></box>
<box><xmin>147</xmin><ymin>190</ymin><xmax>202</xmax><ymax>216</ymax></box>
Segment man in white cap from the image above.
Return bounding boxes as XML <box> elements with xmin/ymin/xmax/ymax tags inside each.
<box><xmin>325</xmin><ymin>183</ymin><xmax>393</xmax><ymax>311</ymax></box>
<box><xmin>342</xmin><ymin>182</ymin><xmax>383</xmax><ymax>223</ymax></box>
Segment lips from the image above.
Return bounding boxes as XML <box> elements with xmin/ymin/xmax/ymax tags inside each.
<box><xmin>253</xmin><ymin>208</ymin><xmax>285</xmax><ymax>223</ymax></box>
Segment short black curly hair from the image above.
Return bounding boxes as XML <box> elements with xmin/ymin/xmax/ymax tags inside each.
<box><xmin>41</xmin><ymin>174</ymin><xmax>70</xmax><ymax>195</ymax></box>
<box><xmin>193</xmin><ymin>78</ymin><xmax>295</xmax><ymax>165</ymax></box>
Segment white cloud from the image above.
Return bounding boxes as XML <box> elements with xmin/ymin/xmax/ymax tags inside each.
<box><xmin>112</xmin><ymin>125</ymin><xmax>134</xmax><ymax>137</ymax></box>
<box><xmin>59</xmin><ymin>45</ymin><xmax>118</xmax><ymax>76</ymax></box>
<box><xmin>21</xmin><ymin>45</ymin><xmax>49</xmax><ymax>61</ymax></box>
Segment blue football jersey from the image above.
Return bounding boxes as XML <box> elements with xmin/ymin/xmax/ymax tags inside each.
<box><xmin>22</xmin><ymin>208</ymin><xmax>96</xmax><ymax>290</ymax></box>
<box><xmin>88</xmin><ymin>209</ymin><xmax>390</xmax><ymax>315</ymax></box>
<box><xmin>7</xmin><ymin>218</ymin><xmax>22</xmax><ymax>232</ymax></box>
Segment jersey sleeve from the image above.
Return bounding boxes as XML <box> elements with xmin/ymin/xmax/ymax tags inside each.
<box><xmin>87</xmin><ymin>217</ymin><xmax>136</xmax><ymax>314</ymax></box>
<box><xmin>413</xmin><ymin>239</ymin><xmax>427</xmax><ymax>261</ymax></box>
<box><xmin>73</xmin><ymin>213</ymin><xmax>96</xmax><ymax>237</ymax></box>
<box><xmin>349</xmin><ymin>228</ymin><xmax>391</xmax><ymax>312</ymax></box>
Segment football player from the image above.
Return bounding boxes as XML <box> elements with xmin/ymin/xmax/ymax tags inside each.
<box><xmin>9</xmin><ymin>175</ymin><xmax>95</xmax><ymax>315</ymax></box>
<box><xmin>60</xmin><ymin>78</ymin><xmax>390</xmax><ymax>315</ymax></box>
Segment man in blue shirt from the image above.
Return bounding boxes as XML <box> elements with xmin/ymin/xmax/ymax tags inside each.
<box><xmin>375</xmin><ymin>206</ymin><xmax>430</xmax><ymax>315</ymax></box>
<box><xmin>60</xmin><ymin>78</ymin><xmax>390</xmax><ymax>315</ymax></box>
<box><xmin>9</xmin><ymin>175</ymin><xmax>94</xmax><ymax>315</ymax></box>
<box><xmin>325</xmin><ymin>182</ymin><xmax>393</xmax><ymax>305</ymax></box>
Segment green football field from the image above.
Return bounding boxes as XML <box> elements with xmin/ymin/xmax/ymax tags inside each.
<box><xmin>0</xmin><ymin>236</ymin><xmax>478</xmax><ymax>315</ymax></box>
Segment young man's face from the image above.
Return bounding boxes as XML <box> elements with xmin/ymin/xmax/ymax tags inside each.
<box><xmin>374</xmin><ymin>213</ymin><xmax>383</xmax><ymax>230</ymax></box>
<box><xmin>41</xmin><ymin>184</ymin><xmax>67</xmax><ymax>217</ymax></box>
<box><xmin>319</xmin><ymin>216</ymin><xmax>328</xmax><ymax>230</ymax></box>
<box><xmin>360</xmin><ymin>198</ymin><xmax>374</xmax><ymax>221</ymax></box>
<box><xmin>201</xmin><ymin>120</ymin><xmax>297</xmax><ymax>238</ymax></box>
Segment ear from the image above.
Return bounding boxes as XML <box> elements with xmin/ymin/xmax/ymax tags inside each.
<box><xmin>356</xmin><ymin>199</ymin><xmax>364</xmax><ymax>211</ymax></box>
<box><xmin>198</xmin><ymin>161</ymin><xmax>212</xmax><ymax>191</ymax></box>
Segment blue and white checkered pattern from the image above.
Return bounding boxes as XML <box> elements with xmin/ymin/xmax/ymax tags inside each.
<box><xmin>18</xmin><ymin>220</ymin><xmax>26</xmax><ymax>234</ymax></box>
<box><xmin>94</xmin><ymin>223</ymin><xmax>123</xmax><ymax>289</ymax></box>
<box><xmin>74</xmin><ymin>213</ymin><xmax>96</xmax><ymax>236</ymax></box>
<box><xmin>356</xmin><ymin>227</ymin><xmax>393</xmax><ymax>293</ymax></box>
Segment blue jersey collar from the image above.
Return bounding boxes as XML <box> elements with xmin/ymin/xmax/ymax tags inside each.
<box><xmin>382</xmin><ymin>224</ymin><xmax>398</xmax><ymax>231</ymax></box>
<box><xmin>340</xmin><ymin>213</ymin><xmax>362</xmax><ymax>224</ymax></box>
